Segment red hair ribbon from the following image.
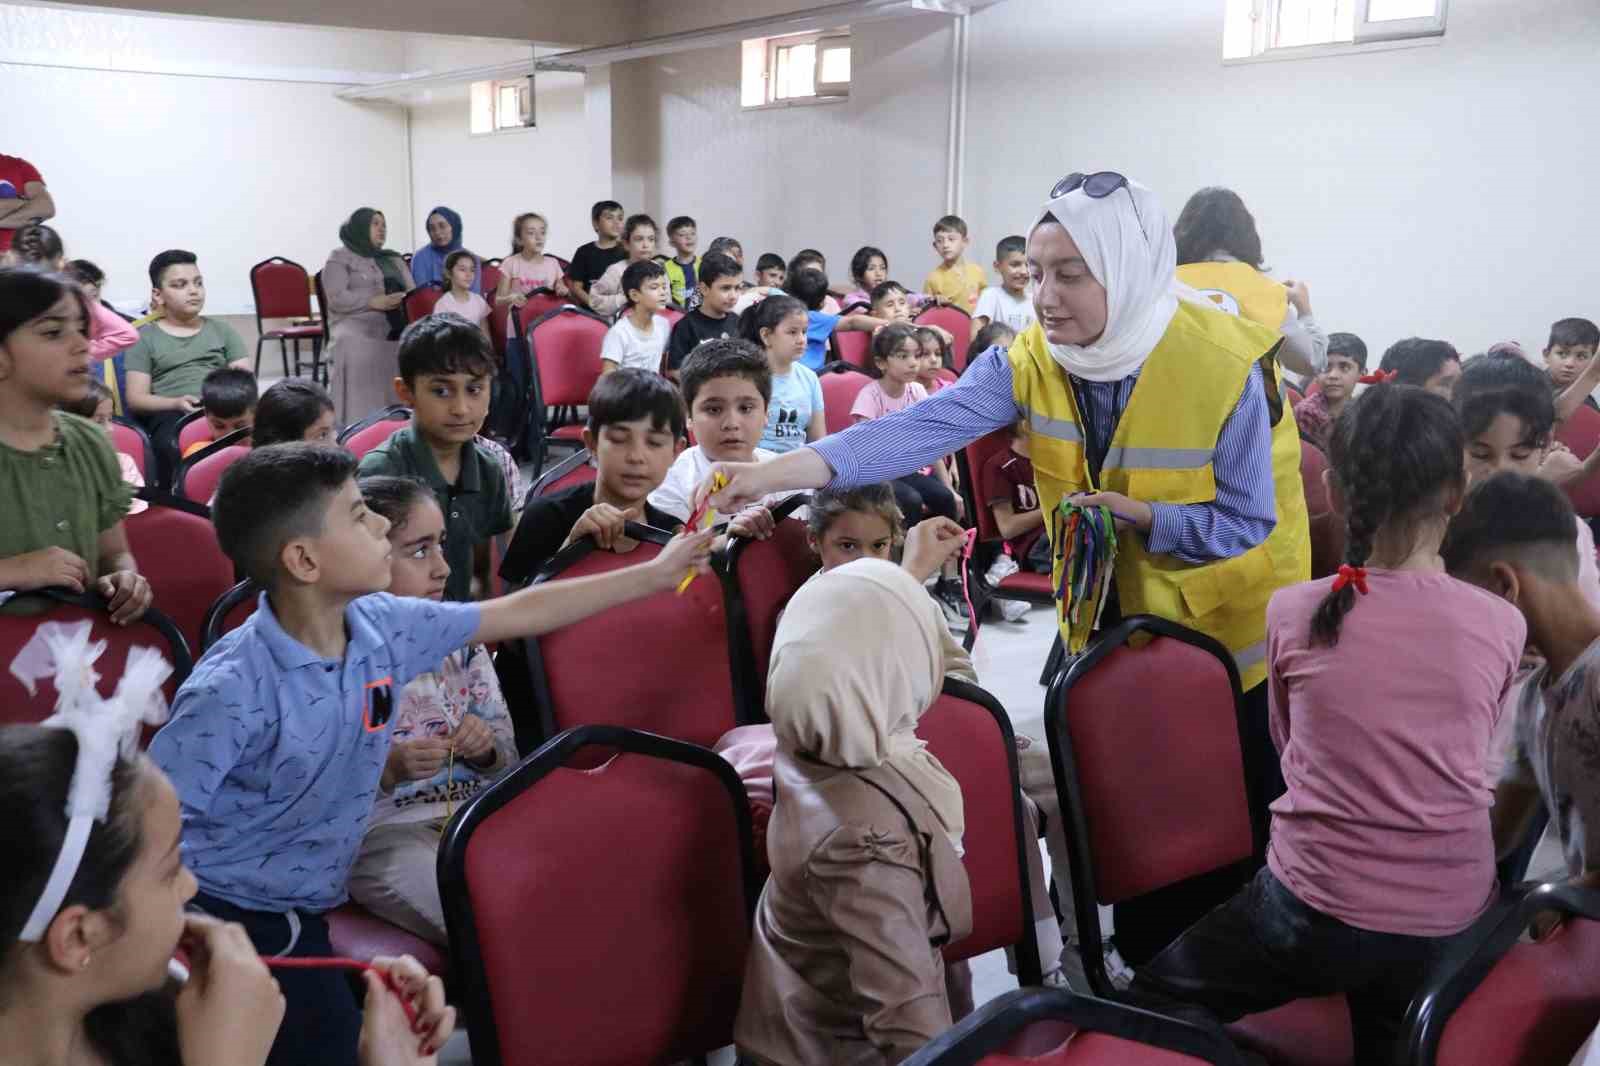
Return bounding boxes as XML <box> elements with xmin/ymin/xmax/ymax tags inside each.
<box><xmin>1357</xmin><ymin>369</ymin><xmax>1398</xmax><ymax>385</ymax></box>
<box><xmin>1332</xmin><ymin>564</ymin><xmax>1369</xmax><ymax>595</ymax></box>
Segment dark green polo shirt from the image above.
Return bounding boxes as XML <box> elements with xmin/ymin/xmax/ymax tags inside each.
<box><xmin>357</xmin><ymin>425</ymin><xmax>513</xmax><ymax>602</ymax></box>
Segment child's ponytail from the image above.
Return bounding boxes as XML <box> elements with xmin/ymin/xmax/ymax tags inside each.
<box><xmin>1309</xmin><ymin>383</ymin><xmax>1464</xmax><ymax>647</ymax></box>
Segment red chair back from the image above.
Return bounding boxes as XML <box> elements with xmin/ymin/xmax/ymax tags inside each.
<box><xmin>405</xmin><ymin>285</ymin><xmax>444</xmax><ymax>323</ymax></box>
<box><xmin>917</xmin><ymin>679</ymin><xmax>1041</xmax><ymax>982</ymax></box>
<box><xmin>916</xmin><ymin>304</ymin><xmax>974</xmax><ymax>371</ymax></box>
<box><xmin>174</xmin><ymin>431</ymin><xmax>251</xmax><ymax>505</ymax></box>
<box><xmin>963</xmin><ymin>429</ymin><xmax>1015</xmax><ymax>543</ymax></box>
<box><xmin>1300</xmin><ymin>440</ymin><xmax>1345</xmax><ymax>579</ymax></box>
<box><xmin>819</xmin><ymin>366</ymin><xmax>873</xmax><ymax>435</ymax></box>
<box><xmin>525</xmin><ymin>448</ymin><xmax>597</xmax><ymax>501</ymax></box>
<box><xmin>524</xmin><ymin>525</ymin><xmax>740</xmax><ymax>748</ymax></box>
<box><xmin>721</xmin><ymin>499</ymin><xmax>818</xmax><ymax>721</ymax></box>
<box><xmin>124</xmin><ymin>499</ymin><xmax>234</xmax><ymax>654</ymax></box>
<box><xmin>1556</xmin><ymin>405</ymin><xmax>1600</xmax><ymax>518</ymax></box>
<box><xmin>176</xmin><ymin>411</ymin><xmax>214</xmax><ymax>456</ymax></box>
<box><xmin>834</xmin><ymin>327</ymin><xmax>872</xmax><ymax>370</ymax></box>
<box><xmin>478</xmin><ymin>261</ymin><xmax>503</xmax><ymax>304</ymax></box>
<box><xmin>513</xmin><ymin>292</ymin><xmax>567</xmax><ymax>336</ymax></box>
<box><xmin>200</xmin><ymin>579</ymin><xmax>260</xmax><ymax>653</ymax></box>
<box><xmin>250</xmin><ymin>257</ymin><xmax>314</xmax><ymax>320</ymax></box>
<box><xmin>529</xmin><ymin>307</ymin><xmax>607</xmax><ymax>408</ymax></box>
<box><xmin>0</xmin><ymin>594</ymin><xmax>192</xmax><ymax>726</ymax></box>
<box><xmin>487</xmin><ymin>298</ymin><xmax>510</xmax><ymax>359</ymax></box>
<box><xmin>110</xmin><ymin>418</ymin><xmax>150</xmax><ymax>479</ymax></box>
<box><xmin>337</xmin><ymin>407</ymin><xmax>411</xmax><ymax>460</ymax></box>
<box><xmin>440</xmin><ymin>726</ymin><xmax>756</xmax><ymax>1066</ymax></box>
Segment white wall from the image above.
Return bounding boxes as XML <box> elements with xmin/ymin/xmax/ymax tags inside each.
<box><xmin>616</xmin><ymin>0</ymin><xmax>1598</xmax><ymax>355</ymax></box>
<box><xmin>2</xmin><ymin>2</ymin><xmax>415</xmax><ymax>313</ymax></box>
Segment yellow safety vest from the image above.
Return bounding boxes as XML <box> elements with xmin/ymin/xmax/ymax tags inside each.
<box><xmin>1009</xmin><ymin>300</ymin><xmax>1311</xmax><ymax>689</ymax></box>
<box><xmin>1177</xmin><ymin>261</ymin><xmax>1288</xmax><ymax>334</ymax></box>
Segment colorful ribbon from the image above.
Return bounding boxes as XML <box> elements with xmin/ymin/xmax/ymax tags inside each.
<box><xmin>1332</xmin><ymin>564</ymin><xmax>1369</xmax><ymax>595</ymax></box>
<box><xmin>1051</xmin><ymin>498</ymin><xmax>1119</xmax><ymax>654</ymax></box>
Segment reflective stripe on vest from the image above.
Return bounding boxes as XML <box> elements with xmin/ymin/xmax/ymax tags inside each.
<box><xmin>1026</xmin><ymin>409</ymin><xmax>1083</xmax><ymax>443</ymax></box>
<box><xmin>1101</xmin><ymin>445</ymin><xmax>1214</xmax><ymax>471</ymax></box>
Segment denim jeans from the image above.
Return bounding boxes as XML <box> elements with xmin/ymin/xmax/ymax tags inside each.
<box><xmin>1126</xmin><ymin>867</ymin><xmax>1480</xmax><ymax>1064</ymax></box>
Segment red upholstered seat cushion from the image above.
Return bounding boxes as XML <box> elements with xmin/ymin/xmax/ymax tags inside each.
<box><xmin>1226</xmin><ymin>996</ymin><xmax>1352</xmax><ymax>1066</ymax></box>
<box><xmin>0</xmin><ymin>601</ymin><xmax>187</xmax><ymax>726</ymax></box>
<box><xmin>833</xmin><ymin>329</ymin><xmax>872</xmax><ymax>371</ymax></box>
<box><xmin>124</xmin><ymin>504</ymin><xmax>235</xmax><ymax>654</ymax></box>
<box><xmin>530</xmin><ymin>310</ymin><xmax>605</xmax><ymax>408</ymax></box>
<box><xmin>463</xmin><ymin>752</ymin><xmax>749</xmax><ymax>1066</ymax></box>
<box><xmin>326</xmin><ymin>903</ymin><xmax>447</xmax><ymax>979</ymax></box>
<box><xmin>549</xmin><ymin>423</ymin><xmax>585</xmax><ymax>440</ymax></box>
<box><xmin>988</xmin><ymin>1023</ymin><xmax>1218</xmax><ymax>1064</ymax></box>
<box><xmin>179</xmin><ymin>445</ymin><xmax>250</xmax><ymax>505</ymax></box>
<box><xmin>264</xmin><ymin>324</ymin><xmax>324</xmax><ymax>339</ymax></box>
<box><xmin>820</xmin><ymin>368</ymin><xmax>872</xmax><ymax>435</ymax></box>
<box><xmin>340</xmin><ymin>414</ymin><xmax>408</xmax><ymax>460</ymax></box>
<box><xmin>733</xmin><ymin>518</ymin><xmax>820</xmax><ymax>686</ymax></box>
<box><xmin>999</xmin><ymin>570</ymin><xmax>1055</xmax><ymax>596</ymax></box>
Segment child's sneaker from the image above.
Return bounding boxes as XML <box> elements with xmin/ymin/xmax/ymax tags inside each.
<box><xmin>983</xmin><ymin>554</ymin><xmax>1032</xmax><ymax>621</ymax></box>
<box><xmin>931</xmin><ymin>579</ymin><xmax>970</xmax><ymax>632</ymax></box>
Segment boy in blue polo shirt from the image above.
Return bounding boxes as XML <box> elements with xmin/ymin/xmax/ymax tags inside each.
<box><xmin>148</xmin><ymin>443</ymin><xmax>714</xmax><ymax>1066</ymax></box>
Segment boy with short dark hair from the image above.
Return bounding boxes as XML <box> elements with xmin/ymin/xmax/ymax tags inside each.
<box><xmin>871</xmin><ymin>280</ymin><xmax>955</xmax><ymax>348</ymax></box>
<box><xmin>125</xmin><ymin>248</ymin><xmax>252</xmax><ymax>474</ymax></box>
<box><xmin>1544</xmin><ymin>317</ymin><xmax>1600</xmax><ymax>415</ymax></box>
<box><xmin>755</xmin><ymin>253</ymin><xmax>786</xmax><ymax>289</ymax></box>
<box><xmin>666</xmin><ymin>251</ymin><xmax>744</xmax><ymax>377</ymax></box>
<box><xmin>923</xmin><ymin>215</ymin><xmax>986</xmax><ymax>313</ymax></box>
<box><xmin>149</xmin><ymin>442</ymin><xmax>713</xmax><ymax>1066</ymax></box>
<box><xmin>569</xmin><ymin>199</ymin><xmax>627</xmax><ymax>309</ymax></box>
<box><xmin>357</xmin><ymin>314</ymin><xmax>511</xmax><ymax>601</ymax></box>
<box><xmin>1378</xmin><ymin>336</ymin><xmax>1461</xmax><ymax>399</ymax></box>
<box><xmin>182</xmin><ymin>367</ymin><xmax>258</xmax><ymax>457</ymax></box>
<box><xmin>1442</xmin><ymin>472</ymin><xmax>1600</xmax><ymax>906</ymax></box>
<box><xmin>663</xmin><ymin>215</ymin><xmax>702</xmax><ymax>309</ymax></box>
<box><xmin>1294</xmin><ymin>332</ymin><xmax>1366</xmax><ymax>451</ymax></box>
<box><xmin>589</xmin><ymin>213</ymin><xmax>659</xmax><ymax>319</ymax></box>
<box><xmin>972</xmin><ymin>235</ymin><xmax>1034</xmax><ymax>336</ymax></box>
<box><xmin>787</xmin><ymin>267</ymin><xmax>889</xmax><ymax>372</ymax></box>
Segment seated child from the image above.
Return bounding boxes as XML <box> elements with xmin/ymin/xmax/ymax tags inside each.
<box><xmin>251</xmin><ymin>377</ymin><xmax>338</xmax><ymax>448</ymax></box>
<box><xmin>1293</xmin><ymin>331</ymin><xmax>1365</xmax><ymax>451</ymax></box>
<box><xmin>972</xmin><ymin>235</ymin><xmax>1036</xmax><ymax>336</ymax></box>
<box><xmin>567</xmin><ymin>201</ymin><xmax>625</xmax><ymax>310</ymax></box>
<box><xmin>1442</xmin><ymin>473</ymin><xmax>1600</xmax><ymax>905</ymax></box>
<box><xmin>0</xmin><ymin>267</ymin><xmax>149</xmax><ymax>621</ymax></box>
<box><xmin>59</xmin><ymin>377</ymin><xmax>147</xmax><ymax>515</ymax></box>
<box><xmin>437</xmin><ymin>250</ymin><xmax>491</xmax><ymax>335</ymax></box>
<box><xmin>1543</xmin><ymin>316</ymin><xmax>1600</xmax><ymax>416</ymax></box>
<box><xmin>1127</xmin><ymin>383</ymin><xmax>1524</xmax><ymax>1064</ymax></box>
<box><xmin>980</xmin><ymin>421</ymin><xmax>1048</xmax><ymax>621</ymax></box>
<box><xmin>665</xmin><ymin>252</ymin><xmax>743</xmax><ymax>378</ymax></box>
<box><xmin>663</xmin><ymin>215</ymin><xmax>701</xmax><ymax>309</ymax></box>
<box><xmin>706</xmin><ymin>235</ymin><xmax>744</xmax><ymax>269</ymax></box>
<box><xmin>182</xmin><ymin>367</ymin><xmax>257</xmax><ymax>457</ymax></box>
<box><xmin>124</xmin><ymin>249</ymin><xmax>251</xmax><ymax>476</ymax></box>
<box><xmin>842</xmin><ymin>245</ymin><xmax>934</xmax><ymax>312</ymax></box>
<box><xmin>65</xmin><ymin>258</ymin><xmax>136</xmax><ymax>326</ymax></box>
<box><xmin>588</xmin><ymin>213</ymin><xmax>658</xmax><ymax>319</ymax></box>
<box><xmin>357</xmin><ymin>314</ymin><xmax>512</xmax><ymax>602</ymax></box>
<box><xmin>148</xmin><ymin>442</ymin><xmax>713</xmax><ymax>1066</ymax></box>
<box><xmin>870</xmin><ymin>280</ymin><xmax>956</xmax><ymax>348</ymax></box>
<box><xmin>600</xmin><ymin>260</ymin><xmax>672</xmax><ymax>374</ymax></box>
<box><xmin>9</xmin><ymin>225</ymin><xmax>137</xmax><ymax>362</ymax></box>
<box><xmin>348</xmin><ymin>475</ymin><xmax>518</xmax><ymax>945</ymax></box>
<box><xmin>786</xmin><ymin>267</ymin><xmax>889</xmax><ymax>373</ymax></box>
<box><xmin>735</xmin><ymin>251</ymin><xmax>840</xmax><ymax>316</ymax></box>
<box><xmin>969</xmin><ymin>321</ymin><xmax>1018</xmax><ymax>361</ymax></box>
<box><xmin>1377</xmin><ymin>336</ymin><xmax>1460</xmax><ymax>399</ymax></box>
<box><xmin>502</xmin><ymin>368</ymin><xmax>685</xmax><ymax>585</ymax></box>
<box><xmin>923</xmin><ymin>214</ymin><xmax>987</xmax><ymax>313</ymax></box>
<box><xmin>739</xmin><ymin>295</ymin><xmax>826</xmax><ymax>454</ymax></box>
<box><xmin>753</xmin><ymin>252</ymin><xmax>786</xmax><ymax>290</ymax></box>
<box><xmin>495</xmin><ymin>212</ymin><xmax>569</xmax><ymax>328</ymax></box>
<box><xmin>916</xmin><ymin>326</ymin><xmax>952</xmax><ymax>393</ymax></box>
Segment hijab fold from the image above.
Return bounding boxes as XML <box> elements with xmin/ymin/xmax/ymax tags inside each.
<box><xmin>340</xmin><ymin>207</ymin><xmax>409</xmax><ymax>291</ymax></box>
<box><xmin>409</xmin><ymin>206</ymin><xmax>479</xmax><ymax>292</ymax></box>
<box><xmin>1029</xmin><ymin>177</ymin><xmax>1213</xmax><ymax>383</ymax></box>
<box><xmin>766</xmin><ymin>558</ymin><xmax>965</xmax><ymax>854</ymax></box>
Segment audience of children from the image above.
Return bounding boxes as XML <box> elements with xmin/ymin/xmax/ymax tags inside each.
<box><xmin>923</xmin><ymin>215</ymin><xmax>987</xmax><ymax>313</ymax></box>
<box><xmin>356</xmin><ymin>315</ymin><xmax>512</xmax><ymax>602</ymax></box>
<box><xmin>251</xmin><ymin>377</ymin><xmax>337</xmax><ymax>448</ymax></box>
<box><xmin>0</xmin><ymin>267</ymin><xmax>150</xmax><ymax>622</ymax></box>
<box><xmin>663</xmin><ymin>215</ymin><xmax>702</xmax><ymax>310</ymax></box>
<box><xmin>495</xmin><ymin>212</ymin><xmax>569</xmax><ymax>320</ymax></box>
<box><xmin>436</xmin><ymin>251</ymin><xmax>491</xmax><ymax>335</ymax></box>
<box><xmin>1293</xmin><ymin>331</ymin><xmax>1366</xmax><ymax>451</ymax></box>
<box><xmin>58</xmin><ymin>376</ymin><xmax>147</xmax><ymax>515</ymax></box>
<box><xmin>738</xmin><ymin>294</ymin><xmax>827</xmax><ymax>454</ymax></box>
<box><xmin>916</xmin><ymin>327</ymin><xmax>952</xmax><ymax>392</ymax></box>
<box><xmin>971</xmin><ymin>235</ymin><xmax>1036</xmax><ymax>336</ymax></box>
<box><xmin>181</xmin><ymin>367</ymin><xmax>257</xmax><ymax>457</ymax></box>
<box><xmin>665</xmin><ymin>252</ymin><xmax>743</xmax><ymax>377</ymax></box>
<box><xmin>841</xmin><ymin>245</ymin><xmax>936</xmax><ymax>313</ymax></box>
<box><xmin>348</xmin><ymin>474</ymin><xmax>518</xmax><ymax>945</ymax></box>
<box><xmin>588</xmin><ymin>213</ymin><xmax>659</xmax><ymax>319</ymax></box>
<box><xmin>408</xmin><ymin>204</ymin><xmax>477</xmax><ymax>293</ymax></box>
<box><xmin>567</xmin><ymin>200</ymin><xmax>626</xmax><ymax>309</ymax></box>
<box><xmin>1377</xmin><ymin>335</ymin><xmax>1461</xmax><ymax>399</ymax></box>
<box><xmin>600</xmin><ymin>259</ymin><xmax>673</xmax><ymax>374</ymax></box>
<box><xmin>6</xmin><ymin>224</ymin><xmax>138</xmax><ymax>361</ymax></box>
<box><xmin>1544</xmin><ymin>316</ymin><xmax>1600</xmax><ymax>413</ymax></box>
<box><xmin>322</xmin><ymin>208</ymin><xmax>413</xmax><ymax>423</ymax></box>
<box><xmin>1127</xmin><ymin>383</ymin><xmax>1524</xmax><ymax>1063</ymax></box>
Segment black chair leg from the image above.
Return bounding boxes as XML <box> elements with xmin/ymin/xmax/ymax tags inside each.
<box><xmin>253</xmin><ymin>335</ymin><xmax>265</xmax><ymax>377</ymax></box>
<box><xmin>1039</xmin><ymin>630</ymin><xmax>1066</xmax><ymax>687</ymax></box>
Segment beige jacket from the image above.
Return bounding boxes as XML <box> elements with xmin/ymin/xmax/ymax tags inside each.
<box><xmin>734</xmin><ymin>751</ymin><xmax>973</xmax><ymax>1066</ymax></box>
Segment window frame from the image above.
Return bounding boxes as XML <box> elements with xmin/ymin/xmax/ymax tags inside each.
<box><xmin>1353</xmin><ymin>0</ymin><xmax>1448</xmax><ymax>43</ymax></box>
<box><xmin>1224</xmin><ymin>0</ymin><xmax>1446</xmax><ymax>63</ymax></box>
<box><xmin>742</xmin><ymin>29</ymin><xmax>852</xmax><ymax>110</ymax></box>
<box><xmin>469</xmin><ymin>76</ymin><xmax>534</xmax><ymax>136</ymax></box>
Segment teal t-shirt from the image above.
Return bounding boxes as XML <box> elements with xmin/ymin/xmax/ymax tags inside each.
<box><xmin>761</xmin><ymin>363</ymin><xmax>825</xmax><ymax>454</ymax></box>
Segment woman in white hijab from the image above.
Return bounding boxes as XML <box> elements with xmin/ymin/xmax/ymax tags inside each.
<box><xmin>734</xmin><ymin>558</ymin><xmax>971</xmax><ymax>1066</ymax></box>
<box><xmin>701</xmin><ymin>173</ymin><xmax>1311</xmax><ymax>966</ymax></box>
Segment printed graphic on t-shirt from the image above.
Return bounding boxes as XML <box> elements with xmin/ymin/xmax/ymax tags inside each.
<box><xmin>770</xmin><ymin>404</ymin><xmax>805</xmax><ymax>445</ymax></box>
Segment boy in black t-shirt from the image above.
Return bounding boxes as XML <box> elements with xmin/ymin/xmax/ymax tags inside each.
<box><xmin>569</xmin><ymin>200</ymin><xmax>627</xmax><ymax>310</ymax></box>
<box><xmin>665</xmin><ymin>251</ymin><xmax>744</xmax><ymax>379</ymax></box>
<box><xmin>501</xmin><ymin>368</ymin><xmax>685</xmax><ymax>585</ymax></box>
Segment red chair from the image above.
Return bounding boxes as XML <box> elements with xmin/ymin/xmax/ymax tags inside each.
<box><xmin>250</xmin><ymin>257</ymin><xmax>324</xmax><ymax>379</ymax></box>
<box><xmin>957</xmin><ymin>431</ymin><xmax>1056</xmax><ymax>629</ymax></box>
<box><xmin>1401</xmin><ymin>882</ymin><xmax>1600</xmax><ymax>1066</ymax></box>
<box><xmin>660</xmin><ymin>306</ymin><xmax>686</xmax><ymax>330</ymax></box>
<box><xmin>110</xmin><ymin>417</ymin><xmax>151</xmax><ymax>480</ymax></box>
<box><xmin>337</xmin><ymin>406</ymin><xmax>411</xmax><ymax>460</ymax></box>
<box><xmin>523</xmin><ymin>447</ymin><xmax>597</xmax><ymax>505</ymax></box>
<box><xmin>174</xmin><ymin>409</ymin><xmax>218</xmax><ymax>458</ymax></box>
<box><xmin>439</xmin><ymin>725</ymin><xmax>757</xmax><ymax>1066</ymax></box>
<box><xmin>918</xmin><ymin>678</ymin><xmax>1043</xmax><ymax>985</ymax></box>
<box><xmin>1556</xmin><ymin>404</ymin><xmax>1600</xmax><ymax>518</ymax></box>
<box><xmin>521</xmin><ymin>522</ymin><xmax>742</xmax><ymax>749</ymax></box>
<box><xmin>525</xmin><ymin>306</ymin><xmax>608</xmax><ymax>473</ymax></box>
<box><xmin>834</xmin><ymin>327</ymin><xmax>872</xmax><ymax>370</ymax></box>
<box><xmin>173</xmin><ymin>429</ymin><xmax>251</xmax><ymax>505</ymax></box>
<box><xmin>200</xmin><ymin>579</ymin><xmax>259</xmax><ymax>653</ymax></box>
<box><xmin>819</xmin><ymin>364</ymin><xmax>873</xmax><ymax>435</ymax></box>
<box><xmin>719</xmin><ymin>495</ymin><xmax>818</xmax><ymax>722</ymax></box>
<box><xmin>904</xmin><ymin>986</ymin><xmax>1247</xmax><ymax>1065</ymax></box>
<box><xmin>917</xmin><ymin>304</ymin><xmax>974</xmax><ymax>371</ymax></box>
<box><xmin>328</xmin><ymin>903</ymin><xmax>447</xmax><ymax>984</ymax></box>
<box><xmin>935</xmin><ymin>367</ymin><xmax>959</xmax><ymax>388</ymax></box>
<box><xmin>1047</xmin><ymin>615</ymin><xmax>1352</xmax><ymax>1064</ymax></box>
<box><xmin>404</xmin><ymin>284</ymin><xmax>444</xmax><ymax>324</ymax></box>
<box><xmin>0</xmin><ymin>591</ymin><xmax>193</xmax><ymax>726</ymax></box>
<box><xmin>479</xmin><ymin>259</ymin><xmax>504</xmax><ymax>305</ymax></box>
<box><xmin>1299</xmin><ymin>440</ymin><xmax>1344</xmax><ymax>579</ymax></box>
<box><xmin>124</xmin><ymin>496</ymin><xmax>234</xmax><ymax>654</ymax></box>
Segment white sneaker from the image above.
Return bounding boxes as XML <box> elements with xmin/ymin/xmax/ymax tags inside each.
<box><xmin>996</xmin><ymin>598</ymin><xmax>1031</xmax><ymax>622</ymax></box>
<box><xmin>1103</xmin><ymin>940</ymin><xmax>1136</xmax><ymax>991</ymax></box>
<box><xmin>985</xmin><ymin>552</ymin><xmax>1020</xmax><ymax>587</ymax></box>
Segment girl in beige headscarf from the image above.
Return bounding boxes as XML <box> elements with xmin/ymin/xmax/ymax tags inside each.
<box><xmin>734</xmin><ymin>558</ymin><xmax>971</xmax><ymax>1066</ymax></box>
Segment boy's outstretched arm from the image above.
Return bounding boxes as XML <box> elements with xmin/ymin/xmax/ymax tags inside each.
<box><xmin>472</xmin><ymin>527</ymin><xmax>716</xmax><ymax>645</ymax></box>
<box><xmin>1555</xmin><ymin>354</ymin><xmax>1600</xmax><ymax>424</ymax></box>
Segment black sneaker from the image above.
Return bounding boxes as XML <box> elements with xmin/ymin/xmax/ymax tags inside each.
<box><xmin>932</xmin><ymin>579</ymin><xmax>970</xmax><ymax>632</ymax></box>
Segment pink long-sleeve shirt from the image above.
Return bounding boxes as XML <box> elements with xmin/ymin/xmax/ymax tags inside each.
<box><xmin>88</xmin><ymin>302</ymin><xmax>137</xmax><ymax>361</ymax></box>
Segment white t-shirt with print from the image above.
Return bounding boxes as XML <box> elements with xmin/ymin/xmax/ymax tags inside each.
<box><xmin>973</xmin><ymin>285</ymin><xmax>1035</xmax><ymax>333</ymax></box>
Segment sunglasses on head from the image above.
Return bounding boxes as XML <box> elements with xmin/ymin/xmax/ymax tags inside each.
<box><xmin>1048</xmin><ymin>171</ymin><xmax>1147</xmax><ymax>239</ymax></box>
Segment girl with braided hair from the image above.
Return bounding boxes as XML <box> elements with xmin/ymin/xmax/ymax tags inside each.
<box><xmin>1128</xmin><ymin>382</ymin><xmax>1527</xmax><ymax>1063</ymax></box>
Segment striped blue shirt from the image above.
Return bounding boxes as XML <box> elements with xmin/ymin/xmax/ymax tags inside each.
<box><xmin>812</xmin><ymin>346</ymin><xmax>1277</xmax><ymax>563</ymax></box>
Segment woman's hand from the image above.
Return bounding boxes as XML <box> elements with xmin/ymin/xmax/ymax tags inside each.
<box><xmin>1073</xmin><ymin>491</ymin><xmax>1154</xmax><ymax>533</ymax></box>
<box><xmin>368</xmin><ymin>292</ymin><xmax>405</xmax><ymax>312</ymax></box>
<box><xmin>358</xmin><ymin>956</ymin><xmax>455</xmax><ymax>1064</ymax></box>
<box><xmin>1283</xmin><ymin>279</ymin><xmax>1312</xmax><ymax>317</ymax></box>
<box><xmin>902</xmin><ymin>517</ymin><xmax>966</xmax><ymax>583</ymax></box>
<box><xmin>97</xmin><ymin>569</ymin><xmax>151</xmax><ymax>625</ymax></box>
<box><xmin>175</xmin><ymin>914</ymin><xmax>285</xmax><ymax>1066</ymax></box>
